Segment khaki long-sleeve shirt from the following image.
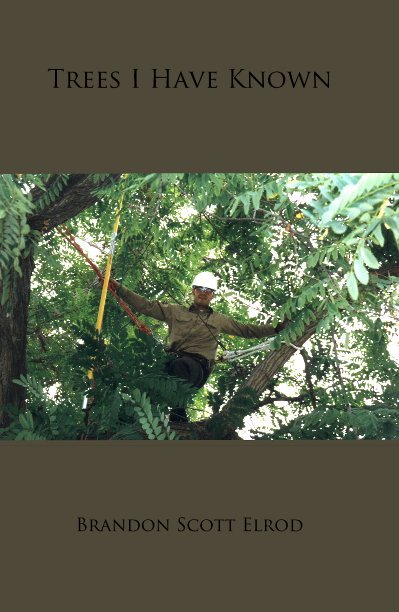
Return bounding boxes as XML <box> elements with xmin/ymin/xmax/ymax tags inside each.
<box><xmin>116</xmin><ymin>284</ymin><xmax>278</xmax><ymax>362</ymax></box>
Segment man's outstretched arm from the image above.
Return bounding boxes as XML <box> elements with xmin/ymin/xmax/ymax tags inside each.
<box><xmin>110</xmin><ymin>280</ymin><xmax>171</xmax><ymax>323</ymax></box>
<box><xmin>217</xmin><ymin>313</ymin><xmax>287</xmax><ymax>339</ymax></box>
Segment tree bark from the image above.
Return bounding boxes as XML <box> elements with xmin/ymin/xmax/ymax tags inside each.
<box><xmin>204</xmin><ymin>321</ymin><xmax>319</xmax><ymax>437</ymax></box>
<box><xmin>0</xmin><ymin>253</ymin><xmax>35</xmax><ymax>422</ymax></box>
<box><xmin>29</xmin><ymin>174</ymin><xmax>120</xmax><ymax>233</ymax></box>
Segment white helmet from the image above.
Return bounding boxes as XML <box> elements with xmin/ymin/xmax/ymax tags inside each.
<box><xmin>192</xmin><ymin>272</ymin><xmax>218</xmax><ymax>291</ymax></box>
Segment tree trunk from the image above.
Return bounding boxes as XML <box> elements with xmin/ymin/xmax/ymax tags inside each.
<box><xmin>0</xmin><ymin>174</ymin><xmax>120</xmax><ymax>420</ymax></box>
<box><xmin>205</xmin><ymin>321</ymin><xmax>319</xmax><ymax>437</ymax></box>
<box><xmin>0</xmin><ymin>253</ymin><xmax>35</xmax><ymax>423</ymax></box>
<box><xmin>229</xmin><ymin>323</ymin><xmax>318</xmax><ymax>399</ymax></box>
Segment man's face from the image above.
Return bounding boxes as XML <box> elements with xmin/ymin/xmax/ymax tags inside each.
<box><xmin>192</xmin><ymin>286</ymin><xmax>215</xmax><ymax>308</ymax></box>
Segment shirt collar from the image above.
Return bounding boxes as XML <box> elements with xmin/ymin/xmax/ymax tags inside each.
<box><xmin>189</xmin><ymin>303</ymin><xmax>213</xmax><ymax>314</ymax></box>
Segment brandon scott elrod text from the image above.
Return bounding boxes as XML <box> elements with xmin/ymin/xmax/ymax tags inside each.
<box><xmin>77</xmin><ymin>516</ymin><xmax>304</xmax><ymax>533</ymax></box>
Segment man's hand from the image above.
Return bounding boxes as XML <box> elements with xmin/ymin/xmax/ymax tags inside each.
<box><xmin>90</xmin><ymin>269</ymin><xmax>119</xmax><ymax>291</ymax></box>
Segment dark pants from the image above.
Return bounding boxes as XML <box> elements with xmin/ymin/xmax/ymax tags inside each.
<box><xmin>165</xmin><ymin>353</ymin><xmax>212</xmax><ymax>422</ymax></box>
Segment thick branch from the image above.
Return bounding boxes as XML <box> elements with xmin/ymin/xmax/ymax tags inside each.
<box><xmin>377</xmin><ymin>263</ymin><xmax>399</xmax><ymax>278</ymax></box>
<box><xmin>215</xmin><ymin>321</ymin><xmax>318</xmax><ymax>426</ymax></box>
<box><xmin>28</xmin><ymin>174</ymin><xmax>120</xmax><ymax>232</ymax></box>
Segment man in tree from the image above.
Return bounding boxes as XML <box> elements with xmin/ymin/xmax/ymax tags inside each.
<box><xmin>110</xmin><ymin>272</ymin><xmax>285</xmax><ymax>421</ymax></box>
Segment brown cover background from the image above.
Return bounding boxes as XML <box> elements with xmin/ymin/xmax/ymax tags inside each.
<box><xmin>1</xmin><ymin>2</ymin><xmax>398</xmax><ymax>610</ymax></box>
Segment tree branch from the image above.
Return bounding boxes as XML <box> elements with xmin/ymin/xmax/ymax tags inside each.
<box><xmin>28</xmin><ymin>174</ymin><xmax>120</xmax><ymax>233</ymax></box>
<box><xmin>204</xmin><ymin>320</ymin><xmax>319</xmax><ymax>437</ymax></box>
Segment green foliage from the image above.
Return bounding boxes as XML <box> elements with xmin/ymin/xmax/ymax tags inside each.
<box><xmin>122</xmin><ymin>388</ymin><xmax>177</xmax><ymax>440</ymax></box>
<box><xmin>1</xmin><ymin>339</ymin><xmax>181</xmax><ymax>441</ymax></box>
<box><xmin>0</xmin><ymin>373</ymin><xmax>84</xmax><ymax>440</ymax></box>
<box><xmin>256</xmin><ymin>406</ymin><xmax>399</xmax><ymax>440</ymax></box>
<box><xmin>0</xmin><ymin>175</ymin><xmax>37</xmax><ymax>304</ymax></box>
<box><xmin>208</xmin><ymin>386</ymin><xmax>259</xmax><ymax>438</ymax></box>
<box><xmin>2</xmin><ymin>172</ymin><xmax>399</xmax><ymax>440</ymax></box>
<box><xmin>32</xmin><ymin>174</ymin><xmax>70</xmax><ymax>211</ymax></box>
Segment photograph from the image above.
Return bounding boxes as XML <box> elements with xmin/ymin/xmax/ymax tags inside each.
<box><xmin>1</xmin><ymin>172</ymin><xmax>398</xmax><ymax>441</ymax></box>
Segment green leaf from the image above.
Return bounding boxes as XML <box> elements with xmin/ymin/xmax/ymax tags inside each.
<box><xmin>241</xmin><ymin>193</ymin><xmax>250</xmax><ymax>215</ymax></box>
<box><xmin>12</xmin><ymin>378</ymin><xmax>28</xmax><ymax>388</ymax></box>
<box><xmin>346</xmin><ymin>207</ymin><xmax>362</xmax><ymax>220</ymax></box>
<box><xmin>359</xmin><ymin>212</ymin><xmax>371</xmax><ymax>223</ymax></box>
<box><xmin>321</xmin><ymin>199</ymin><xmax>341</xmax><ymax>223</ymax></box>
<box><xmin>229</xmin><ymin>197</ymin><xmax>240</xmax><ymax>216</ymax></box>
<box><xmin>327</xmin><ymin>302</ymin><xmax>339</xmax><ymax>316</ymax></box>
<box><xmin>373</xmin><ymin>223</ymin><xmax>385</xmax><ymax>246</ymax></box>
<box><xmin>306</xmin><ymin>252</ymin><xmax>319</xmax><ymax>268</ymax></box>
<box><xmin>19</xmin><ymin>412</ymin><xmax>34</xmax><ymax>430</ymax></box>
<box><xmin>316</xmin><ymin>316</ymin><xmax>333</xmax><ymax>333</ymax></box>
<box><xmin>347</xmin><ymin>272</ymin><xmax>359</xmax><ymax>300</ymax></box>
<box><xmin>331</xmin><ymin>220</ymin><xmax>347</xmax><ymax>234</ymax></box>
<box><xmin>252</xmin><ymin>189</ymin><xmax>262</xmax><ymax>210</ymax></box>
<box><xmin>271</xmin><ymin>336</ymin><xmax>282</xmax><ymax>350</ymax></box>
<box><xmin>359</xmin><ymin>246</ymin><xmax>380</xmax><ymax>269</ymax></box>
<box><xmin>354</xmin><ymin>259</ymin><xmax>369</xmax><ymax>285</ymax></box>
<box><xmin>298</xmin><ymin>295</ymin><xmax>306</xmax><ymax>309</ymax></box>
